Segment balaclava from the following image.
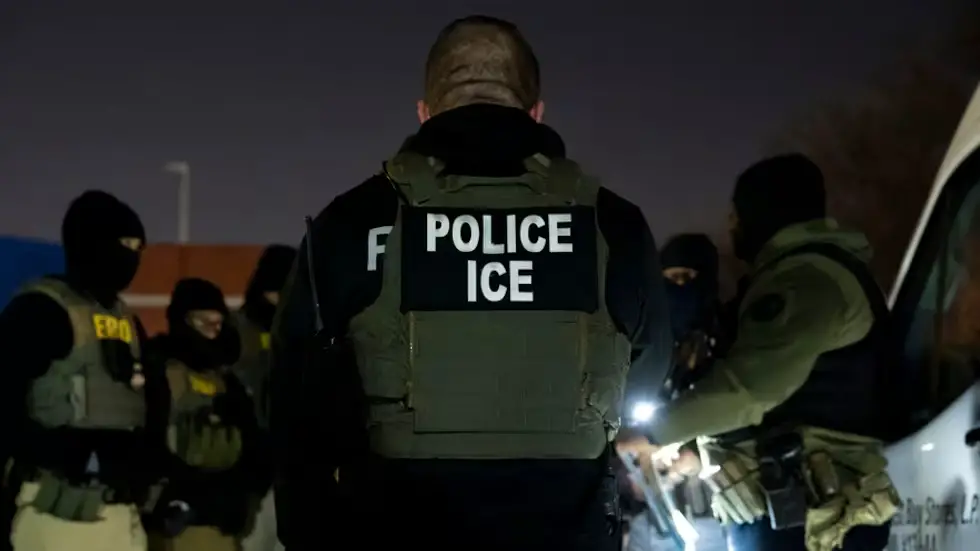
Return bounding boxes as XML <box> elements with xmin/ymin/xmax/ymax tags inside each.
<box><xmin>243</xmin><ymin>244</ymin><xmax>297</xmax><ymax>331</ymax></box>
<box><xmin>166</xmin><ymin>278</ymin><xmax>241</xmax><ymax>371</ymax></box>
<box><xmin>731</xmin><ymin>153</ymin><xmax>826</xmax><ymax>263</ymax></box>
<box><xmin>61</xmin><ymin>190</ymin><xmax>145</xmax><ymax>306</ymax></box>
<box><xmin>660</xmin><ymin>233</ymin><xmax>720</xmax><ymax>340</ymax></box>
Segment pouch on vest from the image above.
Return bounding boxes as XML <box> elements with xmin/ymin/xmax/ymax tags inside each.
<box><xmin>30</xmin><ymin>470</ymin><xmax>105</xmax><ymax>522</ymax></box>
<box><xmin>799</xmin><ymin>427</ymin><xmax>900</xmax><ymax>551</ymax></box>
<box><xmin>756</xmin><ymin>433</ymin><xmax>807</xmax><ymax>530</ymax></box>
<box><xmin>177</xmin><ymin>414</ymin><xmax>243</xmax><ymax>471</ymax></box>
<box><xmin>702</xmin><ymin>454</ymin><xmax>768</xmax><ymax>525</ymax></box>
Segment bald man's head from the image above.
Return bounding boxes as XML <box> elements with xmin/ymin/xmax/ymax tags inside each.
<box><xmin>420</xmin><ymin>15</ymin><xmax>541</xmax><ymax>119</ymax></box>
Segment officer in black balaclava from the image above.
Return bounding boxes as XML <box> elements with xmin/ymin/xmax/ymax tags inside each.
<box><xmin>660</xmin><ymin>234</ymin><xmax>720</xmax><ymax>343</ymax></box>
<box><xmin>145</xmin><ymin>278</ymin><xmax>261</xmax><ymax>551</ymax></box>
<box><xmin>240</xmin><ymin>245</ymin><xmax>296</xmax><ymax>334</ymax></box>
<box><xmin>643</xmin><ymin>154</ymin><xmax>896</xmax><ymax>551</ymax></box>
<box><xmin>233</xmin><ymin>245</ymin><xmax>295</xmax><ymax>551</ymax></box>
<box><xmin>0</xmin><ymin>190</ymin><xmax>165</xmax><ymax>551</ymax></box>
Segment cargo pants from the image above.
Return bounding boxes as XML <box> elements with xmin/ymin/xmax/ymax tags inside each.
<box><xmin>9</xmin><ymin>481</ymin><xmax>147</xmax><ymax>551</ymax></box>
<box><xmin>239</xmin><ymin>490</ymin><xmax>284</xmax><ymax>551</ymax></box>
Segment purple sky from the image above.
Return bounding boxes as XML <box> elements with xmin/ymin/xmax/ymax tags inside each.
<box><xmin>0</xmin><ymin>0</ymin><xmax>951</xmax><ymax>247</ymax></box>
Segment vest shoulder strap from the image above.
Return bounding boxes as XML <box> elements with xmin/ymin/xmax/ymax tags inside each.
<box><xmin>19</xmin><ymin>277</ymin><xmax>91</xmax><ymax>348</ymax></box>
<box><xmin>383</xmin><ymin>152</ymin><xmax>445</xmax><ymax>205</ymax></box>
<box><xmin>762</xmin><ymin>242</ymin><xmax>887</xmax><ymax>322</ymax></box>
<box><xmin>165</xmin><ymin>359</ymin><xmax>191</xmax><ymax>402</ymax></box>
<box><xmin>384</xmin><ymin>151</ymin><xmax>601</xmax><ymax>206</ymax></box>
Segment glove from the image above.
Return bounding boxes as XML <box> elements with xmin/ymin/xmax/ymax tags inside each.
<box><xmin>159</xmin><ymin>500</ymin><xmax>194</xmax><ymax>537</ymax></box>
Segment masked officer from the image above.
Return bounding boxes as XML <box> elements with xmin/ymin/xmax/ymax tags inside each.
<box><xmin>660</xmin><ymin>234</ymin><xmax>725</xmax><ymax>393</ymax></box>
<box><xmin>641</xmin><ymin>154</ymin><xmax>900</xmax><ymax>551</ymax></box>
<box><xmin>270</xmin><ymin>14</ymin><xmax>672</xmax><ymax>551</ymax></box>
<box><xmin>0</xmin><ymin>190</ymin><xmax>164</xmax><ymax>551</ymax></box>
<box><xmin>142</xmin><ymin>278</ymin><xmax>260</xmax><ymax>551</ymax></box>
<box><xmin>233</xmin><ymin>245</ymin><xmax>295</xmax><ymax>551</ymax></box>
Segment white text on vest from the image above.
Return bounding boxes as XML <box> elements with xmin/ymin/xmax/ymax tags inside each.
<box><xmin>426</xmin><ymin>212</ymin><xmax>573</xmax><ymax>302</ymax></box>
<box><xmin>367</xmin><ymin>226</ymin><xmax>393</xmax><ymax>271</ymax></box>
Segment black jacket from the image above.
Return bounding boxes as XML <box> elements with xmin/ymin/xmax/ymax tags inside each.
<box><xmin>270</xmin><ymin>104</ymin><xmax>672</xmax><ymax>550</ymax></box>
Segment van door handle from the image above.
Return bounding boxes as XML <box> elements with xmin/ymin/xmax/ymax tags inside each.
<box><xmin>965</xmin><ymin>427</ymin><xmax>980</xmax><ymax>447</ymax></box>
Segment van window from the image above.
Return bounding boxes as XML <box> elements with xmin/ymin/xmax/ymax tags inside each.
<box><xmin>894</xmin><ymin>150</ymin><xmax>980</xmax><ymax>429</ymax></box>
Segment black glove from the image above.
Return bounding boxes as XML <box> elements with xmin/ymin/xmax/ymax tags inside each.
<box><xmin>154</xmin><ymin>500</ymin><xmax>194</xmax><ymax>537</ymax></box>
<box><xmin>100</xmin><ymin>340</ymin><xmax>138</xmax><ymax>385</ymax></box>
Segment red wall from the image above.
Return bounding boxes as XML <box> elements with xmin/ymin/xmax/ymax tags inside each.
<box><xmin>125</xmin><ymin>244</ymin><xmax>264</xmax><ymax>336</ymax></box>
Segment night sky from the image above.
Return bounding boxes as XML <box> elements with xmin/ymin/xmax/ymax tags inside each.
<box><xmin>0</xmin><ymin>1</ymin><xmax>952</xmax><ymax>247</ymax></box>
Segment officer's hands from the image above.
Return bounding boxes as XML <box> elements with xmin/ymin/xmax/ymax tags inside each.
<box><xmin>664</xmin><ymin>449</ymin><xmax>702</xmax><ymax>478</ymax></box>
<box><xmin>616</xmin><ymin>437</ymin><xmax>661</xmax><ymax>473</ymax></box>
<box><xmin>159</xmin><ymin>500</ymin><xmax>193</xmax><ymax>537</ymax></box>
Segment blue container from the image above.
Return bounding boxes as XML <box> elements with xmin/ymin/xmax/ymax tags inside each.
<box><xmin>0</xmin><ymin>236</ymin><xmax>64</xmax><ymax>310</ymax></box>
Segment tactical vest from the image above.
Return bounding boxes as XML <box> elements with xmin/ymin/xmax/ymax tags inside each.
<box><xmin>720</xmin><ymin>243</ymin><xmax>889</xmax><ymax>444</ymax></box>
<box><xmin>346</xmin><ymin>152</ymin><xmax>631</xmax><ymax>460</ymax></box>
<box><xmin>19</xmin><ymin>277</ymin><xmax>146</xmax><ymax>431</ymax></box>
<box><xmin>230</xmin><ymin>310</ymin><xmax>272</xmax><ymax>430</ymax></box>
<box><xmin>164</xmin><ymin>360</ymin><xmax>242</xmax><ymax>470</ymax></box>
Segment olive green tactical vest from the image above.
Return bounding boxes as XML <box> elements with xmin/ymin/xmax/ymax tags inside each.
<box><xmin>18</xmin><ymin>277</ymin><xmax>146</xmax><ymax>431</ymax></box>
<box><xmin>230</xmin><ymin>310</ymin><xmax>271</xmax><ymax>430</ymax></box>
<box><xmin>164</xmin><ymin>360</ymin><xmax>242</xmax><ymax>470</ymax></box>
<box><xmin>347</xmin><ymin>152</ymin><xmax>631</xmax><ymax>460</ymax></box>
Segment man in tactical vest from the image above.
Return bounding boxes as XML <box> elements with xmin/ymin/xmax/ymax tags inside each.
<box><xmin>270</xmin><ymin>14</ymin><xmax>672</xmax><ymax>551</ymax></box>
<box><xmin>233</xmin><ymin>245</ymin><xmax>295</xmax><ymax>551</ymax></box>
<box><xmin>0</xmin><ymin>190</ymin><xmax>165</xmax><ymax>551</ymax></box>
<box><xmin>143</xmin><ymin>278</ymin><xmax>261</xmax><ymax>551</ymax></box>
<box><xmin>641</xmin><ymin>155</ymin><xmax>900</xmax><ymax>551</ymax></box>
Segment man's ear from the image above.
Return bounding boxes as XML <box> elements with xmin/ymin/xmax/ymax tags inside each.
<box><xmin>417</xmin><ymin>100</ymin><xmax>431</xmax><ymax>124</ymax></box>
<box><xmin>529</xmin><ymin>100</ymin><xmax>544</xmax><ymax>123</ymax></box>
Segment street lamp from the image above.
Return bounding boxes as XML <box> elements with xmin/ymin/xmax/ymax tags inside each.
<box><xmin>163</xmin><ymin>161</ymin><xmax>191</xmax><ymax>243</ymax></box>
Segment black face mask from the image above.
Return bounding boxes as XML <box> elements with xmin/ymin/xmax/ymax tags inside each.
<box><xmin>170</xmin><ymin>323</ymin><xmax>241</xmax><ymax>371</ymax></box>
<box><xmin>243</xmin><ymin>296</ymin><xmax>277</xmax><ymax>331</ymax></box>
<box><xmin>82</xmin><ymin>240</ymin><xmax>141</xmax><ymax>295</ymax></box>
<box><xmin>61</xmin><ymin>190</ymin><xmax>145</xmax><ymax>302</ymax></box>
<box><xmin>665</xmin><ymin>281</ymin><xmax>709</xmax><ymax>341</ymax></box>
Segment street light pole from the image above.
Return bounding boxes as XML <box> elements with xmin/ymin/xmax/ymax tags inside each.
<box><xmin>163</xmin><ymin>161</ymin><xmax>191</xmax><ymax>243</ymax></box>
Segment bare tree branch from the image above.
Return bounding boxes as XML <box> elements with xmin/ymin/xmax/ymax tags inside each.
<box><xmin>770</xmin><ymin>2</ymin><xmax>980</xmax><ymax>288</ymax></box>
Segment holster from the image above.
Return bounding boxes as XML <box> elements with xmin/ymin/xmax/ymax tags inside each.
<box><xmin>600</xmin><ymin>450</ymin><xmax>621</xmax><ymax>536</ymax></box>
<box><xmin>756</xmin><ymin>432</ymin><xmax>807</xmax><ymax>530</ymax></box>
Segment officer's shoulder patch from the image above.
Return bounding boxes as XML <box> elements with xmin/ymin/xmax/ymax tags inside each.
<box><xmin>746</xmin><ymin>293</ymin><xmax>786</xmax><ymax>323</ymax></box>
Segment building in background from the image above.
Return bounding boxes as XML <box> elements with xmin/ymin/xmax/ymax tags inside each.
<box><xmin>125</xmin><ymin>244</ymin><xmax>265</xmax><ymax>335</ymax></box>
<box><xmin>0</xmin><ymin>235</ymin><xmax>269</xmax><ymax>345</ymax></box>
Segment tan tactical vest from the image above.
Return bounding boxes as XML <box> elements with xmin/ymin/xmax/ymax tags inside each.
<box><xmin>347</xmin><ymin>152</ymin><xmax>631</xmax><ymax>460</ymax></box>
<box><xmin>230</xmin><ymin>310</ymin><xmax>271</xmax><ymax>430</ymax></box>
<box><xmin>164</xmin><ymin>360</ymin><xmax>242</xmax><ymax>470</ymax></box>
<box><xmin>19</xmin><ymin>277</ymin><xmax>145</xmax><ymax>430</ymax></box>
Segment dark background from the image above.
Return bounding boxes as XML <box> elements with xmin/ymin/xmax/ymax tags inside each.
<box><xmin>0</xmin><ymin>0</ymin><xmax>952</xmax><ymax>245</ymax></box>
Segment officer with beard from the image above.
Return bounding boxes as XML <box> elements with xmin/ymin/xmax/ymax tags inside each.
<box><xmin>233</xmin><ymin>245</ymin><xmax>295</xmax><ymax>551</ymax></box>
<box><xmin>144</xmin><ymin>278</ymin><xmax>260</xmax><ymax>551</ymax></box>
<box><xmin>0</xmin><ymin>190</ymin><xmax>164</xmax><ymax>551</ymax></box>
<box><xmin>641</xmin><ymin>154</ymin><xmax>900</xmax><ymax>551</ymax></box>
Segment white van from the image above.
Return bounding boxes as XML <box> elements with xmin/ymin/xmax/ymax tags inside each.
<box><xmin>884</xmin><ymin>81</ymin><xmax>980</xmax><ymax>551</ymax></box>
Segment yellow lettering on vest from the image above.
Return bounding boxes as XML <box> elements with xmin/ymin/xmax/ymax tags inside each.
<box><xmin>188</xmin><ymin>374</ymin><xmax>218</xmax><ymax>396</ymax></box>
<box><xmin>92</xmin><ymin>315</ymin><xmax>134</xmax><ymax>344</ymax></box>
<box><xmin>260</xmin><ymin>333</ymin><xmax>271</xmax><ymax>350</ymax></box>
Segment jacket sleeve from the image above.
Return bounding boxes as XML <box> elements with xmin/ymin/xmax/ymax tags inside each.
<box><xmin>598</xmin><ymin>189</ymin><xmax>674</xmax><ymax>408</ymax></box>
<box><xmin>0</xmin><ymin>293</ymin><xmax>73</xmax><ymax>465</ymax></box>
<box><xmin>648</xmin><ymin>259</ymin><xmax>872</xmax><ymax>445</ymax></box>
<box><xmin>269</xmin><ymin>208</ymin><xmax>341</xmax><ymax>547</ymax></box>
